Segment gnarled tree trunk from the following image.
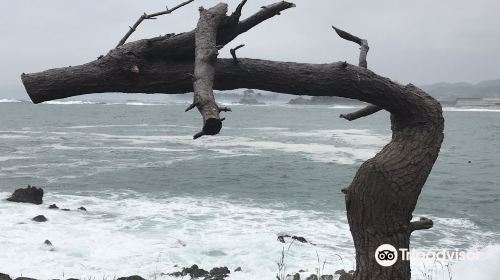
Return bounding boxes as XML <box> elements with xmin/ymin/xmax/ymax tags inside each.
<box><xmin>20</xmin><ymin>1</ymin><xmax>444</xmax><ymax>279</ymax></box>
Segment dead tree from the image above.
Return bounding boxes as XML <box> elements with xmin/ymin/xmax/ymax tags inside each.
<box><xmin>20</xmin><ymin>1</ymin><xmax>444</xmax><ymax>280</ymax></box>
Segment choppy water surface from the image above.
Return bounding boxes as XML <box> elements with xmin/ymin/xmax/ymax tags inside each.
<box><xmin>0</xmin><ymin>100</ymin><xmax>499</xmax><ymax>280</ymax></box>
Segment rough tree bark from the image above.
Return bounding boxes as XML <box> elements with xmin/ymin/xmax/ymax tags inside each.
<box><xmin>20</xmin><ymin>2</ymin><xmax>444</xmax><ymax>280</ymax></box>
<box><xmin>188</xmin><ymin>3</ymin><xmax>228</xmax><ymax>139</ymax></box>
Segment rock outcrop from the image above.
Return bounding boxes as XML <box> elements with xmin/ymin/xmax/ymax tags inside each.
<box><xmin>7</xmin><ymin>185</ymin><xmax>43</xmax><ymax>204</ymax></box>
<box><xmin>32</xmin><ymin>215</ymin><xmax>48</xmax><ymax>222</ymax></box>
<box><xmin>116</xmin><ymin>276</ymin><xmax>146</xmax><ymax>280</ymax></box>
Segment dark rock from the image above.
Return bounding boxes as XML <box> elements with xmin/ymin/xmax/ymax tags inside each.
<box><xmin>169</xmin><ymin>265</ymin><xmax>230</xmax><ymax>279</ymax></box>
<box><xmin>32</xmin><ymin>215</ymin><xmax>48</xmax><ymax>222</ymax></box>
<box><xmin>187</xmin><ymin>265</ymin><xmax>209</xmax><ymax>278</ymax></box>
<box><xmin>305</xmin><ymin>275</ymin><xmax>318</xmax><ymax>280</ymax></box>
<box><xmin>66</xmin><ymin>278</ymin><xmax>79</xmax><ymax>280</ymax></box>
<box><xmin>14</xmin><ymin>277</ymin><xmax>38</xmax><ymax>280</ymax></box>
<box><xmin>320</xmin><ymin>275</ymin><xmax>334</xmax><ymax>280</ymax></box>
<box><xmin>169</xmin><ymin>265</ymin><xmax>209</xmax><ymax>279</ymax></box>
<box><xmin>44</xmin><ymin>240</ymin><xmax>53</xmax><ymax>246</ymax></box>
<box><xmin>293</xmin><ymin>273</ymin><xmax>300</xmax><ymax>280</ymax></box>
<box><xmin>116</xmin><ymin>276</ymin><xmax>146</xmax><ymax>280</ymax></box>
<box><xmin>292</xmin><ymin>236</ymin><xmax>307</xmax><ymax>243</ymax></box>
<box><xmin>277</xmin><ymin>234</ymin><xmax>290</xmax><ymax>243</ymax></box>
<box><xmin>208</xmin><ymin>267</ymin><xmax>230</xmax><ymax>279</ymax></box>
<box><xmin>78</xmin><ymin>207</ymin><xmax>87</xmax><ymax>211</ymax></box>
<box><xmin>48</xmin><ymin>204</ymin><xmax>59</xmax><ymax>209</ymax></box>
<box><xmin>334</xmin><ymin>270</ymin><xmax>353</xmax><ymax>280</ymax></box>
<box><xmin>0</xmin><ymin>273</ymin><xmax>12</xmax><ymax>280</ymax></box>
<box><xmin>299</xmin><ymin>270</ymin><xmax>306</xmax><ymax>273</ymax></box>
<box><xmin>7</xmin><ymin>185</ymin><xmax>43</xmax><ymax>204</ymax></box>
<box><xmin>61</xmin><ymin>208</ymin><xmax>70</xmax><ymax>211</ymax></box>
<box><xmin>234</xmin><ymin>267</ymin><xmax>242</xmax><ymax>272</ymax></box>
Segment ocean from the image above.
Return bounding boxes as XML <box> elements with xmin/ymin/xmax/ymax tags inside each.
<box><xmin>0</xmin><ymin>98</ymin><xmax>499</xmax><ymax>280</ymax></box>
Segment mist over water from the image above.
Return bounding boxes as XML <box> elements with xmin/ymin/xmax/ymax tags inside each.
<box><xmin>0</xmin><ymin>101</ymin><xmax>499</xmax><ymax>280</ymax></box>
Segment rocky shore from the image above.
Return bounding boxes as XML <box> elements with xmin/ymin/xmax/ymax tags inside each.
<box><xmin>2</xmin><ymin>186</ymin><xmax>354</xmax><ymax>280</ymax></box>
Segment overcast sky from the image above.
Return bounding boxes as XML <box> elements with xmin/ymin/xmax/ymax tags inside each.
<box><xmin>1</xmin><ymin>0</ymin><xmax>499</xmax><ymax>99</ymax></box>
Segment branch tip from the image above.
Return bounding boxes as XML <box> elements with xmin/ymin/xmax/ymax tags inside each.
<box><xmin>339</xmin><ymin>105</ymin><xmax>382</xmax><ymax>121</ymax></box>
<box><xmin>116</xmin><ymin>0</ymin><xmax>195</xmax><ymax>48</ymax></box>
<box><xmin>230</xmin><ymin>44</ymin><xmax>245</xmax><ymax>63</ymax></box>
<box><xmin>185</xmin><ymin>102</ymin><xmax>198</xmax><ymax>112</ymax></box>
<box><xmin>219</xmin><ymin>106</ymin><xmax>232</xmax><ymax>112</ymax></box>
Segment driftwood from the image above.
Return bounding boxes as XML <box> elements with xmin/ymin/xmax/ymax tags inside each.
<box><xmin>20</xmin><ymin>2</ymin><xmax>444</xmax><ymax>280</ymax></box>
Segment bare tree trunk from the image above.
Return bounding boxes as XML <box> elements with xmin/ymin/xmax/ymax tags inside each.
<box><xmin>189</xmin><ymin>3</ymin><xmax>228</xmax><ymax>139</ymax></box>
<box><xmin>19</xmin><ymin>2</ymin><xmax>444</xmax><ymax>279</ymax></box>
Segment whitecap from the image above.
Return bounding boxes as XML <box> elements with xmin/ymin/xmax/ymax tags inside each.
<box><xmin>0</xmin><ymin>99</ymin><xmax>22</xmax><ymax>103</ymax></box>
<box><xmin>444</xmin><ymin>107</ymin><xmax>500</xmax><ymax>112</ymax></box>
<box><xmin>43</xmin><ymin>100</ymin><xmax>96</xmax><ymax>105</ymax></box>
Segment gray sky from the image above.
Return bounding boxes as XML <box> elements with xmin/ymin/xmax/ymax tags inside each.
<box><xmin>1</xmin><ymin>0</ymin><xmax>500</xmax><ymax>99</ymax></box>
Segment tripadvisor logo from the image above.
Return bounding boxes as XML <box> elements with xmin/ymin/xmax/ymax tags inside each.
<box><xmin>375</xmin><ymin>244</ymin><xmax>398</xmax><ymax>267</ymax></box>
<box><xmin>375</xmin><ymin>244</ymin><xmax>481</xmax><ymax>267</ymax></box>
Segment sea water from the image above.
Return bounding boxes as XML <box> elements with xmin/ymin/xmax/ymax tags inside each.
<box><xmin>0</xmin><ymin>99</ymin><xmax>499</xmax><ymax>279</ymax></box>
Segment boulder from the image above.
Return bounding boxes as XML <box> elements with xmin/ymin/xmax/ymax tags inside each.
<box><xmin>32</xmin><ymin>215</ymin><xmax>48</xmax><ymax>222</ymax></box>
<box><xmin>291</xmin><ymin>236</ymin><xmax>308</xmax><ymax>243</ymax></box>
<box><xmin>208</xmin><ymin>267</ymin><xmax>230</xmax><ymax>279</ymax></box>
<box><xmin>7</xmin><ymin>185</ymin><xmax>43</xmax><ymax>204</ymax></box>
<box><xmin>334</xmin><ymin>270</ymin><xmax>353</xmax><ymax>280</ymax></box>
<box><xmin>293</xmin><ymin>273</ymin><xmax>300</xmax><ymax>280</ymax></box>
<box><xmin>234</xmin><ymin>267</ymin><xmax>242</xmax><ymax>272</ymax></box>
<box><xmin>116</xmin><ymin>277</ymin><xmax>145</xmax><ymax>280</ymax></box>
<box><xmin>168</xmin><ymin>265</ymin><xmax>209</xmax><ymax>279</ymax></box>
<box><xmin>61</xmin><ymin>208</ymin><xmax>70</xmax><ymax>211</ymax></box>
<box><xmin>44</xmin><ymin>240</ymin><xmax>53</xmax><ymax>246</ymax></box>
<box><xmin>48</xmin><ymin>204</ymin><xmax>59</xmax><ymax>209</ymax></box>
<box><xmin>14</xmin><ymin>277</ymin><xmax>38</xmax><ymax>280</ymax></box>
<box><xmin>78</xmin><ymin>207</ymin><xmax>87</xmax><ymax>211</ymax></box>
<box><xmin>305</xmin><ymin>275</ymin><xmax>318</xmax><ymax>280</ymax></box>
<box><xmin>0</xmin><ymin>273</ymin><xmax>12</xmax><ymax>280</ymax></box>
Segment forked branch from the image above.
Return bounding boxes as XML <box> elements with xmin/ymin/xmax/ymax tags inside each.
<box><xmin>116</xmin><ymin>0</ymin><xmax>195</xmax><ymax>48</ymax></box>
<box><xmin>332</xmin><ymin>25</ymin><xmax>382</xmax><ymax>119</ymax></box>
<box><xmin>228</xmin><ymin>0</ymin><xmax>248</xmax><ymax>23</ymax></box>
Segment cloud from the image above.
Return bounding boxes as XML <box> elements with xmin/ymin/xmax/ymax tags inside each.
<box><xmin>1</xmin><ymin>0</ymin><xmax>499</xmax><ymax>98</ymax></box>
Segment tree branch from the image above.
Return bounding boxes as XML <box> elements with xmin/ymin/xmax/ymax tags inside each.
<box><xmin>410</xmin><ymin>217</ymin><xmax>434</xmax><ymax>232</ymax></box>
<box><xmin>332</xmin><ymin>25</ymin><xmax>381</xmax><ymax>120</ymax></box>
<box><xmin>228</xmin><ymin>0</ymin><xmax>248</xmax><ymax>24</ymax></box>
<box><xmin>190</xmin><ymin>3</ymin><xmax>228</xmax><ymax>139</ymax></box>
<box><xmin>332</xmin><ymin>26</ymin><xmax>369</xmax><ymax>68</ymax></box>
<box><xmin>21</xmin><ymin>58</ymin><xmax>436</xmax><ymax>120</ymax></box>
<box><xmin>230</xmin><ymin>44</ymin><xmax>245</xmax><ymax>63</ymax></box>
<box><xmin>116</xmin><ymin>0</ymin><xmax>195</xmax><ymax>48</ymax></box>
<box><xmin>340</xmin><ymin>104</ymin><xmax>382</xmax><ymax>121</ymax></box>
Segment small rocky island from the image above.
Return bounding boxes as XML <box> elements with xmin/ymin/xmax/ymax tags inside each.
<box><xmin>288</xmin><ymin>96</ymin><xmax>363</xmax><ymax>105</ymax></box>
<box><xmin>238</xmin><ymin>89</ymin><xmax>265</xmax><ymax>105</ymax></box>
